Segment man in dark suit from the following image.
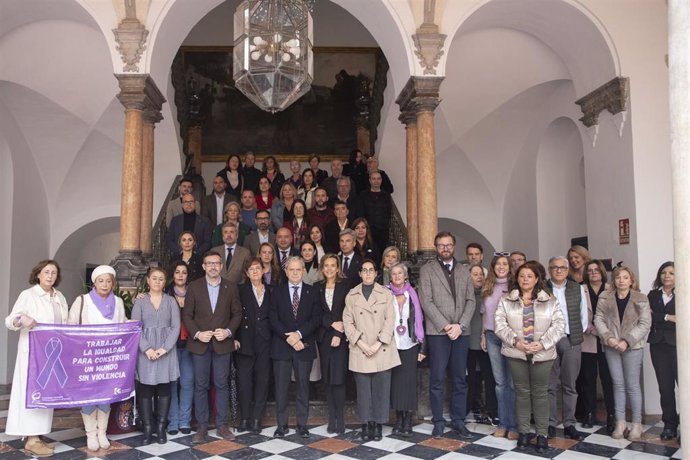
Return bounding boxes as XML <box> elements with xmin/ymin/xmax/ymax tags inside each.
<box><xmin>269</xmin><ymin>257</ymin><xmax>322</xmax><ymax>438</ymax></box>
<box><xmin>202</xmin><ymin>175</ymin><xmax>236</xmax><ymax>227</ymax></box>
<box><xmin>338</xmin><ymin>228</ymin><xmax>362</xmax><ymax>289</ymax></box>
<box><xmin>332</xmin><ymin>177</ymin><xmax>363</xmax><ymax>221</ymax></box>
<box><xmin>182</xmin><ymin>250</ymin><xmax>242</xmax><ymax>444</ymax></box>
<box><xmin>244</xmin><ymin>209</ymin><xmax>275</xmax><ymax>256</ymax></box>
<box><xmin>213</xmin><ymin>222</ymin><xmax>252</xmax><ymax>285</ymax></box>
<box><xmin>242</xmin><ymin>151</ymin><xmax>262</xmax><ymax>193</ymax></box>
<box><xmin>167</xmin><ymin>194</ymin><xmax>213</xmax><ymax>257</ymax></box>
<box><xmin>275</xmin><ymin>227</ymin><xmax>299</xmax><ymax>283</ymax></box>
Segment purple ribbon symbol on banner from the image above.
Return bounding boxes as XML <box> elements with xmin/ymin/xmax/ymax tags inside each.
<box><xmin>36</xmin><ymin>337</ymin><xmax>68</xmax><ymax>390</ymax></box>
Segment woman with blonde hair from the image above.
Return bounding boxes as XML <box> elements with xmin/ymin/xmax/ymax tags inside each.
<box><xmin>594</xmin><ymin>266</ymin><xmax>651</xmax><ymax>441</ymax></box>
<box><xmin>270</xmin><ymin>181</ymin><xmax>298</xmax><ymax>230</ymax></box>
<box><xmin>567</xmin><ymin>245</ymin><xmax>590</xmax><ymax>284</ymax></box>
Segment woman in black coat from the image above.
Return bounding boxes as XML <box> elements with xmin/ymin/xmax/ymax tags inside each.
<box><xmin>318</xmin><ymin>253</ymin><xmax>350</xmax><ymax>434</ymax></box>
<box><xmin>217</xmin><ymin>154</ymin><xmax>245</xmax><ymax>199</ymax></box>
<box><xmin>234</xmin><ymin>258</ymin><xmax>273</xmax><ymax>434</ymax></box>
<box><xmin>647</xmin><ymin>261</ymin><xmax>678</xmax><ymax>440</ymax></box>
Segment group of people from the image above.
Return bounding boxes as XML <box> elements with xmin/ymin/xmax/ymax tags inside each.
<box><xmin>4</xmin><ymin>153</ymin><xmax>678</xmax><ymax>456</ymax></box>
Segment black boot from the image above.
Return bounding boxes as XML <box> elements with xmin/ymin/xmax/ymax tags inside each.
<box><xmin>139</xmin><ymin>396</ymin><xmax>154</xmax><ymax>445</ymax></box>
<box><xmin>251</xmin><ymin>419</ymin><xmax>262</xmax><ymax>434</ymax></box>
<box><xmin>402</xmin><ymin>411</ymin><xmax>413</xmax><ymax>437</ymax></box>
<box><xmin>238</xmin><ymin>419</ymin><xmax>250</xmax><ymax>433</ymax></box>
<box><xmin>156</xmin><ymin>395</ymin><xmax>171</xmax><ymax>444</ymax></box>
<box><xmin>606</xmin><ymin>414</ymin><xmax>615</xmax><ymax>435</ymax></box>
<box><xmin>373</xmin><ymin>423</ymin><xmax>383</xmax><ymax>441</ymax></box>
<box><xmin>392</xmin><ymin>411</ymin><xmax>404</xmax><ymax>435</ymax></box>
<box><xmin>360</xmin><ymin>423</ymin><xmax>370</xmax><ymax>441</ymax></box>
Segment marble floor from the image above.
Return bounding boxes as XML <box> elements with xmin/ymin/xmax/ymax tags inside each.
<box><xmin>0</xmin><ymin>416</ymin><xmax>682</xmax><ymax>460</ymax></box>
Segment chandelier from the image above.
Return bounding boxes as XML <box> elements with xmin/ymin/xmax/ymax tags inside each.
<box><xmin>233</xmin><ymin>0</ymin><xmax>314</xmax><ymax>113</ymax></box>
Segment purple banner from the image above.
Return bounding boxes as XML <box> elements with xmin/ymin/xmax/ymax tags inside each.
<box><xmin>27</xmin><ymin>322</ymin><xmax>141</xmax><ymax>409</ymax></box>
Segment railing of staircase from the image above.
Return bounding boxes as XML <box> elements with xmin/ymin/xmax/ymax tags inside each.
<box><xmin>151</xmin><ymin>175</ymin><xmax>182</xmax><ymax>269</ymax></box>
<box><xmin>388</xmin><ymin>198</ymin><xmax>408</xmax><ymax>261</ymax></box>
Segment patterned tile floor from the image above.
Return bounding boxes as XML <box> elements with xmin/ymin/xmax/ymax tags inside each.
<box><xmin>0</xmin><ymin>417</ymin><xmax>682</xmax><ymax>460</ymax></box>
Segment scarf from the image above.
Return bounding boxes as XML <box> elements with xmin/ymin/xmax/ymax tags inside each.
<box><xmin>89</xmin><ymin>288</ymin><xmax>116</xmax><ymax>320</ymax></box>
<box><xmin>388</xmin><ymin>281</ymin><xmax>425</xmax><ymax>342</ymax></box>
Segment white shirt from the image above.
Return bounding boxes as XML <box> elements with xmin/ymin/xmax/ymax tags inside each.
<box><xmin>258</xmin><ymin>230</ymin><xmax>270</xmax><ymax>244</ymax></box>
<box><xmin>214</xmin><ymin>193</ymin><xmax>225</xmax><ymax>225</ymax></box>
<box><xmin>551</xmin><ymin>280</ymin><xmax>589</xmax><ymax>335</ymax></box>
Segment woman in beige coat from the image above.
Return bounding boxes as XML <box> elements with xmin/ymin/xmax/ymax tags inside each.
<box><xmin>495</xmin><ymin>261</ymin><xmax>564</xmax><ymax>453</ymax></box>
<box><xmin>343</xmin><ymin>259</ymin><xmax>401</xmax><ymax>442</ymax></box>
<box><xmin>594</xmin><ymin>266</ymin><xmax>651</xmax><ymax>441</ymax></box>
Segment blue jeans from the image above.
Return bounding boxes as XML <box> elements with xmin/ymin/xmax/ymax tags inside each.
<box><xmin>168</xmin><ymin>347</ymin><xmax>194</xmax><ymax>430</ymax></box>
<box><xmin>485</xmin><ymin>331</ymin><xmax>517</xmax><ymax>431</ymax></box>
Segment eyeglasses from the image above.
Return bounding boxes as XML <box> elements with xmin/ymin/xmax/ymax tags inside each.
<box><xmin>550</xmin><ymin>266</ymin><xmax>568</xmax><ymax>272</ymax></box>
<box><xmin>360</xmin><ymin>268</ymin><xmax>376</xmax><ymax>274</ymax></box>
<box><xmin>204</xmin><ymin>262</ymin><xmax>222</xmax><ymax>267</ymax></box>
<box><xmin>493</xmin><ymin>252</ymin><xmax>510</xmax><ymax>256</ymax></box>
<box><xmin>436</xmin><ymin>244</ymin><xmax>454</xmax><ymax>250</ymax></box>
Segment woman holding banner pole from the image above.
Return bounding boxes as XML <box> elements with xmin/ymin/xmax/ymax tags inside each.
<box><xmin>132</xmin><ymin>267</ymin><xmax>180</xmax><ymax>445</ymax></box>
<box><xmin>5</xmin><ymin>259</ymin><xmax>69</xmax><ymax>457</ymax></box>
<box><xmin>68</xmin><ymin>265</ymin><xmax>126</xmax><ymax>453</ymax></box>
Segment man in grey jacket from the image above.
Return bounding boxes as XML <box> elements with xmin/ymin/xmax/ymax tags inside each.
<box><xmin>419</xmin><ymin>231</ymin><xmax>476</xmax><ymax>438</ymax></box>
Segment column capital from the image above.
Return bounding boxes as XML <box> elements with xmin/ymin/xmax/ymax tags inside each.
<box><xmin>396</xmin><ymin>76</ymin><xmax>444</xmax><ymax>117</ymax></box>
<box><xmin>398</xmin><ymin>107</ymin><xmax>418</xmax><ymax>126</ymax></box>
<box><xmin>575</xmin><ymin>76</ymin><xmax>629</xmax><ymax>127</ymax></box>
<box><xmin>115</xmin><ymin>74</ymin><xmax>166</xmax><ymax>112</ymax></box>
<box><xmin>143</xmin><ymin>107</ymin><xmax>163</xmax><ymax>124</ymax></box>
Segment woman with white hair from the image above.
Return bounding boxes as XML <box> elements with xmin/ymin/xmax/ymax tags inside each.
<box><xmin>68</xmin><ymin>265</ymin><xmax>127</xmax><ymax>453</ymax></box>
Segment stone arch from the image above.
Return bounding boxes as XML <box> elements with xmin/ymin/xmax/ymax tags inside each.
<box><xmin>441</xmin><ymin>0</ymin><xmax>620</xmax><ymax>97</ymax></box>
<box><xmin>437</xmin><ymin>217</ymin><xmax>496</xmax><ymax>262</ymax></box>
<box><xmin>536</xmin><ymin>117</ymin><xmax>586</xmax><ymax>259</ymax></box>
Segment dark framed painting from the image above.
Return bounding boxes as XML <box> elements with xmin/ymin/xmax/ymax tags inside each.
<box><xmin>178</xmin><ymin>46</ymin><xmax>385</xmax><ymax>160</ymax></box>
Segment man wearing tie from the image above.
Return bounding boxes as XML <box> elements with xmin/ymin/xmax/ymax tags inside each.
<box><xmin>338</xmin><ymin>228</ymin><xmax>362</xmax><ymax>289</ymax></box>
<box><xmin>269</xmin><ymin>257</ymin><xmax>322</xmax><ymax>438</ymax></box>
<box><xmin>213</xmin><ymin>222</ymin><xmax>251</xmax><ymax>285</ymax></box>
<box><xmin>183</xmin><ymin>251</ymin><xmax>242</xmax><ymax>444</ymax></box>
<box><xmin>275</xmin><ymin>227</ymin><xmax>298</xmax><ymax>283</ymax></box>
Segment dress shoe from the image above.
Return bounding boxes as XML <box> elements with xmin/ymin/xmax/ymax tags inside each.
<box><xmin>297</xmin><ymin>425</ymin><xmax>310</xmax><ymax>438</ymax></box>
<box><xmin>606</xmin><ymin>414</ymin><xmax>616</xmax><ymax>435</ymax></box>
<box><xmin>167</xmin><ymin>429</ymin><xmax>179</xmax><ymax>435</ymax></box>
<box><xmin>217</xmin><ymin>424</ymin><xmax>235</xmax><ymax>441</ymax></box>
<box><xmin>392</xmin><ymin>410</ymin><xmax>404</xmax><ymax>435</ymax></box>
<box><xmin>360</xmin><ymin>423</ymin><xmax>370</xmax><ymax>441</ymax></box>
<box><xmin>179</xmin><ymin>427</ymin><xmax>191</xmax><ymax>435</ymax></box>
<box><xmin>191</xmin><ymin>426</ymin><xmax>208</xmax><ymax>444</ymax></box>
<box><xmin>373</xmin><ymin>423</ymin><xmax>383</xmax><ymax>441</ymax></box>
<box><xmin>274</xmin><ymin>425</ymin><xmax>288</xmax><ymax>438</ymax></box>
<box><xmin>452</xmin><ymin>423</ymin><xmax>473</xmax><ymax>439</ymax></box>
<box><xmin>563</xmin><ymin>425</ymin><xmax>585</xmax><ymax>441</ymax></box>
<box><xmin>611</xmin><ymin>420</ymin><xmax>627</xmax><ymax>439</ymax></box>
<box><xmin>581</xmin><ymin>413</ymin><xmax>594</xmax><ymax>429</ymax></box>
<box><xmin>535</xmin><ymin>435</ymin><xmax>549</xmax><ymax>452</ymax></box>
<box><xmin>24</xmin><ymin>438</ymin><xmax>54</xmax><ymax>458</ymax></box>
<box><xmin>251</xmin><ymin>419</ymin><xmax>262</xmax><ymax>434</ymax></box>
<box><xmin>507</xmin><ymin>431</ymin><xmax>519</xmax><ymax>440</ymax></box>
<box><xmin>661</xmin><ymin>426</ymin><xmax>677</xmax><ymax>440</ymax></box>
<box><xmin>237</xmin><ymin>419</ymin><xmax>250</xmax><ymax>433</ymax></box>
<box><xmin>432</xmin><ymin>421</ymin><xmax>445</xmax><ymax>438</ymax></box>
<box><xmin>627</xmin><ymin>422</ymin><xmax>643</xmax><ymax>441</ymax></box>
<box><xmin>494</xmin><ymin>427</ymin><xmax>507</xmax><ymax>438</ymax></box>
<box><xmin>547</xmin><ymin>426</ymin><xmax>556</xmax><ymax>438</ymax></box>
<box><xmin>517</xmin><ymin>433</ymin><xmax>530</xmax><ymax>449</ymax></box>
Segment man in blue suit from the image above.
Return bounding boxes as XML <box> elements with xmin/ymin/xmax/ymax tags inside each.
<box><xmin>269</xmin><ymin>256</ymin><xmax>322</xmax><ymax>438</ymax></box>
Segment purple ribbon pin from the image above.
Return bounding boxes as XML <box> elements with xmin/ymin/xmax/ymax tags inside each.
<box><xmin>36</xmin><ymin>337</ymin><xmax>68</xmax><ymax>390</ymax></box>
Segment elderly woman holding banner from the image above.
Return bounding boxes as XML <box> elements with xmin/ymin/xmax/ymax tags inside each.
<box><xmin>5</xmin><ymin>260</ymin><xmax>69</xmax><ymax>457</ymax></box>
<box><xmin>68</xmin><ymin>265</ymin><xmax>127</xmax><ymax>453</ymax></box>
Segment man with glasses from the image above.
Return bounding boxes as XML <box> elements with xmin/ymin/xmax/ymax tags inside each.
<box><xmin>545</xmin><ymin>256</ymin><xmax>588</xmax><ymax>441</ymax></box>
<box><xmin>182</xmin><ymin>251</ymin><xmax>242</xmax><ymax>444</ymax></box>
<box><xmin>166</xmin><ymin>178</ymin><xmax>201</xmax><ymax>227</ymax></box>
<box><xmin>244</xmin><ymin>209</ymin><xmax>275</xmax><ymax>256</ymax></box>
<box><xmin>509</xmin><ymin>251</ymin><xmax>527</xmax><ymax>276</ymax></box>
<box><xmin>418</xmin><ymin>231</ymin><xmax>476</xmax><ymax>438</ymax></box>
<box><xmin>167</xmin><ymin>192</ymin><xmax>213</xmax><ymax>257</ymax></box>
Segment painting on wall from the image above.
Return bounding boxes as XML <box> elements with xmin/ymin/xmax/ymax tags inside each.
<box><xmin>179</xmin><ymin>46</ymin><xmax>385</xmax><ymax>159</ymax></box>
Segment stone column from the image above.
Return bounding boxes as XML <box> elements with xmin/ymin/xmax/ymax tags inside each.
<box><xmin>397</xmin><ymin>76</ymin><xmax>444</xmax><ymax>259</ymax></box>
<box><xmin>140</xmin><ymin>108</ymin><xmax>163</xmax><ymax>259</ymax></box>
<box><xmin>668</xmin><ymin>0</ymin><xmax>690</xmax><ymax>443</ymax></box>
<box><xmin>399</xmin><ymin>109</ymin><xmax>419</xmax><ymax>254</ymax></box>
<box><xmin>112</xmin><ymin>74</ymin><xmax>165</xmax><ymax>286</ymax></box>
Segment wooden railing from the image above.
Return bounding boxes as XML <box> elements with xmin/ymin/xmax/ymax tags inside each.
<box><xmin>151</xmin><ymin>175</ymin><xmax>182</xmax><ymax>269</ymax></box>
<box><xmin>388</xmin><ymin>198</ymin><xmax>409</xmax><ymax>260</ymax></box>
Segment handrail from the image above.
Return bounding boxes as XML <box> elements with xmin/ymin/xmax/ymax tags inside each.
<box><xmin>151</xmin><ymin>174</ymin><xmax>182</xmax><ymax>268</ymax></box>
<box><xmin>388</xmin><ymin>198</ymin><xmax>408</xmax><ymax>260</ymax></box>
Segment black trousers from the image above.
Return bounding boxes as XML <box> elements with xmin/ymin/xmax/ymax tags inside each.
<box><xmin>235</xmin><ymin>344</ymin><xmax>271</xmax><ymax>421</ymax></box>
<box><xmin>192</xmin><ymin>347</ymin><xmax>232</xmax><ymax>427</ymax></box>
<box><xmin>325</xmin><ymin>383</ymin><xmax>346</xmax><ymax>428</ymax></box>
<box><xmin>650</xmin><ymin>342</ymin><xmax>679</xmax><ymax>428</ymax></box>
<box><xmin>576</xmin><ymin>347</ymin><xmax>615</xmax><ymax>418</ymax></box>
<box><xmin>274</xmin><ymin>356</ymin><xmax>312</xmax><ymax>426</ymax></box>
<box><xmin>466</xmin><ymin>349</ymin><xmax>497</xmax><ymax>418</ymax></box>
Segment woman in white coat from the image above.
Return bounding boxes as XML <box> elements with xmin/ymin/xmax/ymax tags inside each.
<box><xmin>5</xmin><ymin>260</ymin><xmax>69</xmax><ymax>457</ymax></box>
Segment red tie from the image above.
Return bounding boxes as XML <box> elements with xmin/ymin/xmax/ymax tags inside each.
<box><xmin>292</xmin><ymin>286</ymin><xmax>299</xmax><ymax>318</ymax></box>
